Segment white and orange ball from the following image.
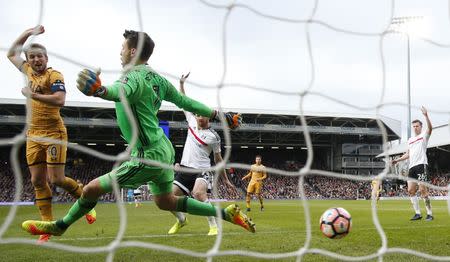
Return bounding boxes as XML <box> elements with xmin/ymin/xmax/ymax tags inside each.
<box><xmin>319</xmin><ymin>207</ymin><xmax>352</xmax><ymax>239</ymax></box>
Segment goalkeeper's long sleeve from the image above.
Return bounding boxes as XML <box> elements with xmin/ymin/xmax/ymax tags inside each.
<box><xmin>163</xmin><ymin>78</ymin><xmax>214</xmax><ymax>118</ymax></box>
<box><xmin>98</xmin><ymin>64</ymin><xmax>216</xmax><ymax>148</ymax></box>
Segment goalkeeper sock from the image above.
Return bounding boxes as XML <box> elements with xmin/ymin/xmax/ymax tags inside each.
<box><xmin>423</xmin><ymin>196</ymin><xmax>432</xmax><ymax>215</ymax></box>
<box><xmin>258</xmin><ymin>195</ymin><xmax>264</xmax><ymax>208</ymax></box>
<box><xmin>171</xmin><ymin>211</ymin><xmax>186</xmax><ymax>223</ymax></box>
<box><xmin>58</xmin><ymin>197</ymin><xmax>97</xmax><ymax>229</ymax></box>
<box><xmin>176</xmin><ymin>196</ymin><xmax>217</xmax><ymax>217</ymax></box>
<box><xmin>59</xmin><ymin>177</ymin><xmax>82</xmax><ymax>199</ymax></box>
<box><xmin>410</xmin><ymin>196</ymin><xmax>421</xmax><ymax>214</ymax></box>
<box><xmin>34</xmin><ymin>183</ymin><xmax>53</xmax><ymax>221</ymax></box>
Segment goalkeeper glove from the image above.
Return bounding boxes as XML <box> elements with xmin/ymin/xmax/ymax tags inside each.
<box><xmin>77</xmin><ymin>69</ymin><xmax>106</xmax><ymax>97</ymax></box>
<box><xmin>214</xmin><ymin>111</ymin><xmax>242</xmax><ymax>130</ymax></box>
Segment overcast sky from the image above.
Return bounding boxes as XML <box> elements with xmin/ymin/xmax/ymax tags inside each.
<box><xmin>0</xmin><ymin>0</ymin><xmax>449</xmax><ymax>141</ymax></box>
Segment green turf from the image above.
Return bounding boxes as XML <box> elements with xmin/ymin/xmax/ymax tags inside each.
<box><xmin>0</xmin><ymin>200</ymin><xmax>449</xmax><ymax>261</ymax></box>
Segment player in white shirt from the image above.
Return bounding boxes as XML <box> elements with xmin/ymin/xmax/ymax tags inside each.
<box><xmin>168</xmin><ymin>73</ymin><xmax>237</xmax><ymax>236</ymax></box>
<box><xmin>392</xmin><ymin>106</ymin><xmax>433</xmax><ymax>221</ymax></box>
<box><xmin>133</xmin><ymin>187</ymin><xmax>143</xmax><ymax>208</ymax></box>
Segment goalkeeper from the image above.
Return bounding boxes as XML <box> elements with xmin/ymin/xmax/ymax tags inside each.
<box><xmin>22</xmin><ymin>29</ymin><xmax>254</xmax><ymax>236</ymax></box>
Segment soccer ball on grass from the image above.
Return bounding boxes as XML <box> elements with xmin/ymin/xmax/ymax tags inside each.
<box><xmin>319</xmin><ymin>207</ymin><xmax>351</xmax><ymax>239</ymax></box>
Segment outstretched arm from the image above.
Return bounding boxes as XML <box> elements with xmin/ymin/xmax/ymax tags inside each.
<box><xmin>421</xmin><ymin>106</ymin><xmax>432</xmax><ymax>136</ymax></box>
<box><xmin>166</xmin><ymin>77</ymin><xmax>242</xmax><ymax>129</ymax></box>
<box><xmin>7</xmin><ymin>25</ymin><xmax>45</xmax><ymax>71</ymax></box>
<box><xmin>391</xmin><ymin>150</ymin><xmax>409</xmax><ymax>165</ymax></box>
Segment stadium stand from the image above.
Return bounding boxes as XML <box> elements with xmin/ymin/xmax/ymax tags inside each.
<box><xmin>1</xmin><ymin>149</ymin><xmax>448</xmax><ymax>203</ymax></box>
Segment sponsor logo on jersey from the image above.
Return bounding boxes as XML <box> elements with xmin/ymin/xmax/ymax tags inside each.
<box><xmin>29</xmin><ymin>81</ymin><xmax>44</xmax><ymax>94</ymax></box>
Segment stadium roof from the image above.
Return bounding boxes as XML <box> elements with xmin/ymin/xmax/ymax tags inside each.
<box><xmin>376</xmin><ymin>124</ymin><xmax>450</xmax><ymax>157</ymax></box>
<box><xmin>0</xmin><ymin>98</ymin><xmax>402</xmax><ymax>137</ymax></box>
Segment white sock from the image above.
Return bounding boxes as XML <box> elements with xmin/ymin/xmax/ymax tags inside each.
<box><xmin>411</xmin><ymin>196</ymin><xmax>421</xmax><ymax>215</ymax></box>
<box><xmin>423</xmin><ymin>196</ymin><xmax>432</xmax><ymax>216</ymax></box>
<box><xmin>207</xmin><ymin>216</ymin><xmax>217</xmax><ymax>228</ymax></box>
<box><xmin>204</xmin><ymin>200</ymin><xmax>217</xmax><ymax>228</ymax></box>
<box><xmin>171</xmin><ymin>211</ymin><xmax>186</xmax><ymax>223</ymax></box>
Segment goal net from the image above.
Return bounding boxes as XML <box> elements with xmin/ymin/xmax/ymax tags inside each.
<box><xmin>0</xmin><ymin>0</ymin><xmax>449</xmax><ymax>261</ymax></box>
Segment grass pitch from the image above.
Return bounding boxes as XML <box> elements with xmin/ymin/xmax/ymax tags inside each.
<box><xmin>0</xmin><ymin>200</ymin><xmax>449</xmax><ymax>261</ymax></box>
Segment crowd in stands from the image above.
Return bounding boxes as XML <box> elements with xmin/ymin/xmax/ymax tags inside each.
<box><xmin>0</xmin><ymin>155</ymin><xmax>449</xmax><ymax>203</ymax></box>
<box><xmin>429</xmin><ymin>174</ymin><xmax>450</xmax><ymax>196</ymax></box>
<box><xmin>0</xmin><ymin>161</ymin><xmax>34</xmax><ymax>202</ymax></box>
<box><xmin>382</xmin><ymin>173</ymin><xmax>450</xmax><ymax>198</ymax></box>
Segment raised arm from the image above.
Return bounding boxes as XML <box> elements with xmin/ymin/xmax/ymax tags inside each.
<box><xmin>178</xmin><ymin>72</ymin><xmax>197</xmax><ymax>125</ymax></box>
<box><xmin>179</xmin><ymin>72</ymin><xmax>190</xmax><ymax>95</ymax></box>
<box><xmin>7</xmin><ymin>25</ymin><xmax>45</xmax><ymax>71</ymax></box>
<box><xmin>421</xmin><ymin>106</ymin><xmax>432</xmax><ymax>136</ymax></box>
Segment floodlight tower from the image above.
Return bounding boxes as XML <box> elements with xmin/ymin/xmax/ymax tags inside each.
<box><xmin>390</xmin><ymin>16</ymin><xmax>424</xmax><ymax>140</ymax></box>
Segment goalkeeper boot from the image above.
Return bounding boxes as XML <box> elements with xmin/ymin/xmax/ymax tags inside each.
<box><xmin>168</xmin><ymin>218</ymin><xmax>188</xmax><ymax>235</ymax></box>
<box><xmin>85</xmin><ymin>208</ymin><xmax>97</xmax><ymax>224</ymax></box>
<box><xmin>207</xmin><ymin>226</ymin><xmax>218</xmax><ymax>236</ymax></box>
<box><xmin>223</xmin><ymin>204</ymin><xmax>255</xmax><ymax>233</ymax></box>
<box><xmin>37</xmin><ymin>234</ymin><xmax>51</xmax><ymax>244</ymax></box>
<box><xmin>22</xmin><ymin>220</ymin><xmax>66</xmax><ymax>236</ymax></box>
<box><xmin>425</xmin><ymin>215</ymin><xmax>434</xmax><ymax>221</ymax></box>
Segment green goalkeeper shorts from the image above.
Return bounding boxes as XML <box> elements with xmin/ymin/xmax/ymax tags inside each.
<box><xmin>98</xmin><ymin>135</ymin><xmax>175</xmax><ymax>196</ymax></box>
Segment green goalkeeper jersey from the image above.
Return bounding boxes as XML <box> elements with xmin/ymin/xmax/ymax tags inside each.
<box><xmin>102</xmin><ymin>64</ymin><xmax>213</xmax><ymax>148</ymax></box>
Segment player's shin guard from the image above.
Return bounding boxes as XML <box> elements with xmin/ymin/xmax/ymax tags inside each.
<box><xmin>34</xmin><ymin>183</ymin><xmax>53</xmax><ymax>221</ymax></box>
<box><xmin>57</xmin><ymin>197</ymin><xmax>97</xmax><ymax>229</ymax></box>
<box><xmin>423</xmin><ymin>196</ymin><xmax>432</xmax><ymax>215</ymax></box>
<box><xmin>59</xmin><ymin>177</ymin><xmax>82</xmax><ymax>199</ymax></box>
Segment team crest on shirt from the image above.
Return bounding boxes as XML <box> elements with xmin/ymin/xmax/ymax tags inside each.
<box><xmin>152</xmin><ymin>85</ymin><xmax>161</xmax><ymax>106</ymax></box>
<box><xmin>120</xmin><ymin>77</ymin><xmax>128</xmax><ymax>84</ymax></box>
<box><xmin>152</xmin><ymin>85</ymin><xmax>159</xmax><ymax>94</ymax></box>
<box><xmin>48</xmin><ymin>145</ymin><xmax>58</xmax><ymax>160</ymax></box>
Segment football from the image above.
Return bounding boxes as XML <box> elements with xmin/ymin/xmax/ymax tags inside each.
<box><xmin>319</xmin><ymin>207</ymin><xmax>352</xmax><ymax>239</ymax></box>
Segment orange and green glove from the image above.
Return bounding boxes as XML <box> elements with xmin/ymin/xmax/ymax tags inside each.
<box><xmin>76</xmin><ymin>69</ymin><xmax>106</xmax><ymax>97</ymax></box>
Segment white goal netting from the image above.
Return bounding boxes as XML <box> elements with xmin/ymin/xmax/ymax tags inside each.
<box><xmin>0</xmin><ymin>0</ymin><xmax>449</xmax><ymax>261</ymax></box>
